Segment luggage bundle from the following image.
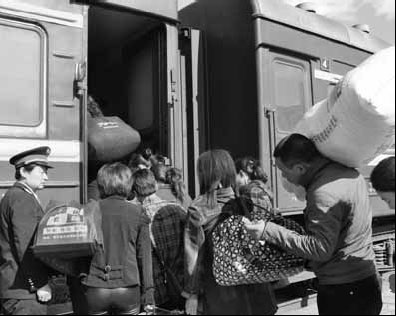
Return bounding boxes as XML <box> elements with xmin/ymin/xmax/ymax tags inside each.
<box><xmin>296</xmin><ymin>46</ymin><xmax>395</xmax><ymax>168</ymax></box>
<box><xmin>88</xmin><ymin>115</ymin><xmax>141</xmax><ymax>163</ymax></box>
<box><xmin>212</xmin><ymin>199</ymin><xmax>305</xmax><ymax>286</ymax></box>
<box><xmin>33</xmin><ymin>200</ymin><xmax>103</xmax><ymax>276</ymax></box>
<box><xmin>87</xmin><ymin>96</ymin><xmax>141</xmax><ymax>163</ymax></box>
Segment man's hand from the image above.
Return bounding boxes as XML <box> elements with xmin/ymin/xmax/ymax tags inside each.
<box><xmin>243</xmin><ymin>218</ymin><xmax>266</xmax><ymax>240</ymax></box>
<box><xmin>36</xmin><ymin>284</ymin><xmax>52</xmax><ymax>303</ymax></box>
<box><xmin>185</xmin><ymin>294</ymin><xmax>198</xmax><ymax>315</ymax></box>
<box><xmin>144</xmin><ymin>305</ymin><xmax>155</xmax><ymax>315</ymax></box>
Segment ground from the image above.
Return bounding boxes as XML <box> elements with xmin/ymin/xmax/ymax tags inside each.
<box><xmin>276</xmin><ymin>271</ymin><xmax>395</xmax><ymax>315</ymax></box>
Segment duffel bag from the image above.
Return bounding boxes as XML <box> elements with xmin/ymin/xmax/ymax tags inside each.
<box><xmin>212</xmin><ymin>198</ymin><xmax>305</xmax><ymax>286</ymax></box>
<box><xmin>33</xmin><ymin>200</ymin><xmax>103</xmax><ymax>275</ymax></box>
<box><xmin>295</xmin><ymin>46</ymin><xmax>395</xmax><ymax>168</ymax></box>
<box><xmin>88</xmin><ymin>115</ymin><xmax>141</xmax><ymax>163</ymax></box>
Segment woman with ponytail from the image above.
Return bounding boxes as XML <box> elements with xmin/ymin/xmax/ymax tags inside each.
<box><xmin>165</xmin><ymin>167</ymin><xmax>192</xmax><ymax>210</ymax></box>
<box><xmin>152</xmin><ymin>165</ymin><xmax>192</xmax><ymax>210</ymax></box>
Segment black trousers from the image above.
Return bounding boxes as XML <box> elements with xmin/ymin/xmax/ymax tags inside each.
<box><xmin>1</xmin><ymin>299</ymin><xmax>47</xmax><ymax>315</ymax></box>
<box><xmin>84</xmin><ymin>286</ymin><xmax>141</xmax><ymax>315</ymax></box>
<box><xmin>67</xmin><ymin>276</ymin><xmax>89</xmax><ymax>315</ymax></box>
<box><xmin>317</xmin><ymin>274</ymin><xmax>383</xmax><ymax>315</ymax></box>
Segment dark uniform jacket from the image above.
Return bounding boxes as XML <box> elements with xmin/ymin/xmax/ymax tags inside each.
<box><xmin>0</xmin><ymin>183</ymin><xmax>50</xmax><ymax>299</ymax></box>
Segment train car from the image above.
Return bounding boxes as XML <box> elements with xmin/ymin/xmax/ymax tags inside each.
<box><xmin>0</xmin><ymin>1</ymin><xmax>394</xmax><ymax>312</ymax></box>
<box><xmin>178</xmin><ymin>0</ymin><xmax>395</xmax><ymax>273</ymax></box>
<box><xmin>0</xmin><ymin>0</ymin><xmax>183</xmax><ymax>313</ymax></box>
<box><xmin>0</xmin><ymin>0</ymin><xmax>183</xmax><ymax>207</ymax></box>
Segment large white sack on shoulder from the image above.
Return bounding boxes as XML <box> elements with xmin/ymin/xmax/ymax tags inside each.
<box><xmin>296</xmin><ymin>46</ymin><xmax>395</xmax><ymax>168</ymax></box>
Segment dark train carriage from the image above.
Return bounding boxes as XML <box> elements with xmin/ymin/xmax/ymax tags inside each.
<box><xmin>179</xmin><ymin>0</ymin><xmax>394</xmax><ymax>273</ymax></box>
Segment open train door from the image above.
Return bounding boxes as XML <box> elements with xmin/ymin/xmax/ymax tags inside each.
<box><xmin>72</xmin><ymin>0</ymin><xmax>184</xmax><ymax>187</ymax></box>
<box><xmin>179</xmin><ymin>27</ymin><xmax>204</xmax><ymax>198</ymax></box>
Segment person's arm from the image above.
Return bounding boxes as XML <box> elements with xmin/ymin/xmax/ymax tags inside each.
<box><xmin>136</xmin><ymin>211</ymin><xmax>155</xmax><ymax>307</ymax></box>
<box><xmin>245</xmin><ymin>191</ymin><xmax>345</xmax><ymax>262</ymax></box>
<box><xmin>242</xmin><ymin>184</ymin><xmax>273</xmax><ymax>217</ymax></box>
<box><xmin>183</xmin><ymin>206</ymin><xmax>206</xmax><ymax>315</ymax></box>
<box><xmin>87</xmin><ymin>180</ymin><xmax>101</xmax><ymax>201</ymax></box>
<box><xmin>184</xmin><ymin>205</ymin><xmax>206</xmax><ymax>293</ymax></box>
<box><xmin>10</xmin><ymin>198</ymin><xmax>39</xmax><ymax>262</ymax></box>
<box><xmin>10</xmin><ymin>197</ymin><xmax>53</xmax><ymax>301</ymax></box>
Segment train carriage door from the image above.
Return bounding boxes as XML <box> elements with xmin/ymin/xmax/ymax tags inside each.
<box><xmin>166</xmin><ymin>24</ymin><xmax>184</xmax><ymax>174</ymax></box>
<box><xmin>74</xmin><ymin>0</ymin><xmax>183</xmax><ymax>178</ymax></box>
<box><xmin>260</xmin><ymin>50</ymin><xmax>312</xmax><ymax>213</ymax></box>
<box><xmin>179</xmin><ymin>28</ymin><xmax>202</xmax><ymax>198</ymax></box>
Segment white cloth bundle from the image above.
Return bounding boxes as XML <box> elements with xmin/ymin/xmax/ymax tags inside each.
<box><xmin>281</xmin><ymin>176</ymin><xmax>306</xmax><ymax>201</ymax></box>
<box><xmin>296</xmin><ymin>46</ymin><xmax>395</xmax><ymax>168</ymax></box>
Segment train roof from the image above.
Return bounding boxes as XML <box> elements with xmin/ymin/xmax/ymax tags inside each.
<box><xmin>251</xmin><ymin>0</ymin><xmax>391</xmax><ymax>53</ymax></box>
<box><xmin>86</xmin><ymin>0</ymin><xmax>178</xmax><ymax>23</ymax></box>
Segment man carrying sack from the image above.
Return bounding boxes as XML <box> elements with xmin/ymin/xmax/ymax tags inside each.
<box><xmin>244</xmin><ymin>134</ymin><xmax>383</xmax><ymax>315</ymax></box>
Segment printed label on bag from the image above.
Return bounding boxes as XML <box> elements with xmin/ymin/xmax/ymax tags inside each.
<box><xmin>98</xmin><ymin>121</ymin><xmax>120</xmax><ymax>129</ymax></box>
<box><xmin>43</xmin><ymin>225</ymin><xmax>88</xmax><ymax>235</ymax></box>
<box><xmin>46</xmin><ymin>207</ymin><xmax>85</xmax><ymax>226</ymax></box>
<box><xmin>311</xmin><ymin>115</ymin><xmax>339</xmax><ymax>144</ymax></box>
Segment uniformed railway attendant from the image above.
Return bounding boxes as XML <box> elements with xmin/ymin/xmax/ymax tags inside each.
<box><xmin>0</xmin><ymin>147</ymin><xmax>54</xmax><ymax>315</ymax></box>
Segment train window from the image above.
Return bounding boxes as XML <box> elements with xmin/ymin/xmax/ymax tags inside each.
<box><xmin>0</xmin><ymin>19</ymin><xmax>47</xmax><ymax>137</ymax></box>
<box><xmin>273</xmin><ymin>60</ymin><xmax>307</xmax><ymax>132</ymax></box>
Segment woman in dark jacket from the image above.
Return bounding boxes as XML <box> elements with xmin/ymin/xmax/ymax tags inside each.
<box><xmin>81</xmin><ymin>163</ymin><xmax>154</xmax><ymax>315</ymax></box>
<box><xmin>184</xmin><ymin>150</ymin><xmax>277</xmax><ymax>315</ymax></box>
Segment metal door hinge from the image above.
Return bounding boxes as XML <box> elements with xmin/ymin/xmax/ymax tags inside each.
<box><xmin>170</xmin><ymin>70</ymin><xmax>178</xmax><ymax>103</ymax></box>
<box><xmin>180</xmin><ymin>27</ymin><xmax>191</xmax><ymax>39</ymax></box>
<box><xmin>265</xmin><ymin>106</ymin><xmax>276</xmax><ymax>117</ymax></box>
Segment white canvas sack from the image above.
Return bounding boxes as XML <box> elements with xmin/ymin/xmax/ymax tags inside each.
<box><xmin>296</xmin><ymin>46</ymin><xmax>395</xmax><ymax>168</ymax></box>
<box><xmin>281</xmin><ymin>176</ymin><xmax>307</xmax><ymax>202</ymax></box>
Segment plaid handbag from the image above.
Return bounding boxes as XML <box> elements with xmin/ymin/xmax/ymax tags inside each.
<box><xmin>211</xmin><ymin>198</ymin><xmax>305</xmax><ymax>286</ymax></box>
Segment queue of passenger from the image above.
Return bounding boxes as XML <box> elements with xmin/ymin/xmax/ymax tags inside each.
<box><xmin>1</xmin><ymin>139</ymin><xmax>392</xmax><ymax>315</ymax></box>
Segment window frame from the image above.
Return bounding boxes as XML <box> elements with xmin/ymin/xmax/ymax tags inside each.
<box><xmin>272</xmin><ymin>57</ymin><xmax>310</xmax><ymax>134</ymax></box>
<box><xmin>0</xmin><ymin>17</ymin><xmax>47</xmax><ymax>138</ymax></box>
